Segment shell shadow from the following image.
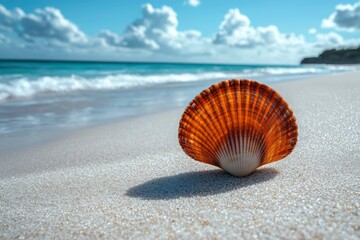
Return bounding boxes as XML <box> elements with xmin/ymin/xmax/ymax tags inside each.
<box><xmin>126</xmin><ymin>167</ymin><xmax>278</xmax><ymax>200</ymax></box>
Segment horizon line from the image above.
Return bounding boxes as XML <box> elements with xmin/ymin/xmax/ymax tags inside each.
<box><xmin>0</xmin><ymin>58</ymin><xmax>301</xmax><ymax>67</ymax></box>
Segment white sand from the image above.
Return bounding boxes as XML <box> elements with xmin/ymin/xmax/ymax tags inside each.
<box><xmin>1</xmin><ymin>72</ymin><xmax>359</xmax><ymax>239</ymax></box>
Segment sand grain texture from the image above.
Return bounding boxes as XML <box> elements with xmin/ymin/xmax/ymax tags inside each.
<box><xmin>1</xmin><ymin>72</ymin><xmax>359</xmax><ymax>239</ymax></box>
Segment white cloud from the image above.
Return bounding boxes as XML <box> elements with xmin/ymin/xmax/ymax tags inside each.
<box><xmin>20</xmin><ymin>7</ymin><xmax>87</xmax><ymax>44</ymax></box>
<box><xmin>0</xmin><ymin>4</ymin><xmax>87</xmax><ymax>45</ymax></box>
<box><xmin>213</xmin><ymin>9</ymin><xmax>304</xmax><ymax>48</ymax></box>
<box><xmin>100</xmin><ymin>4</ymin><xmax>204</xmax><ymax>54</ymax></box>
<box><xmin>122</xmin><ymin>4</ymin><xmax>180</xmax><ymax>50</ymax></box>
<box><xmin>0</xmin><ymin>33</ymin><xmax>8</xmax><ymax>43</ymax></box>
<box><xmin>322</xmin><ymin>1</ymin><xmax>360</xmax><ymax>31</ymax></box>
<box><xmin>97</xmin><ymin>30</ymin><xmax>123</xmax><ymax>47</ymax></box>
<box><xmin>313</xmin><ymin>31</ymin><xmax>360</xmax><ymax>49</ymax></box>
<box><xmin>187</xmin><ymin>0</ymin><xmax>201</xmax><ymax>7</ymax></box>
<box><xmin>0</xmin><ymin>5</ymin><xmax>24</xmax><ymax>32</ymax></box>
<box><xmin>121</xmin><ymin>3</ymin><xmax>181</xmax><ymax>50</ymax></box>
<box><xmin>313</xmin><ymin>32</ymin><xmax>344</xmax><ymax>48</ymax></box>
<box><xmin>308</xmin><ymin>28</ymin><xmax>317</xmax><ymax>34</ymax></box>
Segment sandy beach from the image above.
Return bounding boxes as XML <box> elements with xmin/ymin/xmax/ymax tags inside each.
<box><xmin>1</xmin><ymin>72</ymin><xmax>359</xmax><ymax>239</ymax></box>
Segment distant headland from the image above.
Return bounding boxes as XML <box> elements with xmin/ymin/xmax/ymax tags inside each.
<box><xmin>301</xmin><ymin>46</ymin><xmax>360</xmax><ymax>64</ymax></box>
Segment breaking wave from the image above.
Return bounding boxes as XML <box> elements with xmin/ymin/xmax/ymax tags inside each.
<box><xmin>0</xmin><ymin>66</ymin><xmax>351</xmax><ymax>100</ymax></box>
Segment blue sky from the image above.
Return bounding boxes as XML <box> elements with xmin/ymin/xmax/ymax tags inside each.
<box><xmin>1</xmin><ymin>0</ymin><xmax>360</xmax><ymax>64</ymax></box>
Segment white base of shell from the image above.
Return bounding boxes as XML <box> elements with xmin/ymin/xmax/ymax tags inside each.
<box><xmin>219</xmin><ymin>153</ymin><xmax>260</xmax><ymax>177</ymax></box>
<box><xmin>217</xmin><ymin>136</ymin><xmax>263</xmax><ymax>177</ymax></box>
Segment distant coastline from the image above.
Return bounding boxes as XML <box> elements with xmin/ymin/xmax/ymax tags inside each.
<box><xmin>301</xmin><ymin>46</ymin><xmax>360</xmax><ymax>64</ymax></box>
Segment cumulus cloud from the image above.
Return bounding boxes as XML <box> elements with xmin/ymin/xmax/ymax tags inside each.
<box><xmin>0</xmin><ymin>33</ymin><xmax>8</xmax><ymax>43</ymax></box>
<box><xmin>97</xmin><ymin>30</ymin><xmax>123</xmax><ymax>47</ymax></box>
<box><xmin>0</xmin><ymin>5</ymin><xmax>23</xmax><ymax>30</ymax></box>
<box><xmin>99</xmin><ymin>4</ymin><xmax>203</xmax><ymax>54</ymax></box>
<box><xmin>213</xmin><ymin>9</ymin><xmax>304</xmax><ymax>48</ymax></box>
<box><xmin>313</xmin><ymin>32</ymin><xmax>344</xmax><ymax>48</ymax></box>
<box><xmin>314</xmin><ymin>31</ymin><xmax>360</xmax><ymax>49</ymax></box>
<box><xmin>186</xmin><ymin>0</ymin><xmax>201</xmax><ymax>7</ymax></box>
<box><xmin>322</xmin><ymin>1</ymin><xmax>360</xmax><ymax>31</ymax></box>
<box><xmin>0</xmin><ymin>4</ymin><xmax>87</xmax><ymax>45</ymax></box>
<box><xmin>308</xmin><ymin>28</ymin><xmax>317</xmax><ymax>34</ymax></box>
<box><xmin>20</xmin><ymin>7</ymin><xmax>87</xmax><ymax>44</ymax></box>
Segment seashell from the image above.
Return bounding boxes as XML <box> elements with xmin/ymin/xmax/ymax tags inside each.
<box><xmin>178</xmin><ymin>79</ymin><xmax>298</xmax><ymax>177</ymax></box>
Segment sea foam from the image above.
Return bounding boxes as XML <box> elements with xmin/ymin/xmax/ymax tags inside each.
<box><xmin>0</xmin><ymin>66</ymin><xmax>353</xmax><ymax>101</ymax></box>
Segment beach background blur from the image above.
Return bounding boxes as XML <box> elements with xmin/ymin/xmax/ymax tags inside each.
<box><xmin>1</xmin><ymin>60</ymin><xmax>358</xmax><ymax>151</ymax></box>
<box><xmin>1</xmin><ymin>1</ymin><xmax>359</xmax><ymax>239</ymax></box>
<box><xmin>1</xmin><ymin>0</ymin><xmax>360</xmax><ymax>151</ymax></box>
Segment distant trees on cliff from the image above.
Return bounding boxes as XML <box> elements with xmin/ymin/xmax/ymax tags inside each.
<box><xmin>301</xmin><ymin>46</ymin><xmax>360</xmax><ymax>64</ymax></box>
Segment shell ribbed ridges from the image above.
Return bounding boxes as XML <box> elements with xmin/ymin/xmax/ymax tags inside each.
<box><xmin>218</xmin><ymin>135</ymin><xmax>264</xmax><ymax>176</ymax></box>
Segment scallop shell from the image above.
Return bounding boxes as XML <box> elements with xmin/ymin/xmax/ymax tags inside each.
<box><xmin>178</xmin><ymin>79</ymin><xmax>298</xmax><ymax>177</ymax></box>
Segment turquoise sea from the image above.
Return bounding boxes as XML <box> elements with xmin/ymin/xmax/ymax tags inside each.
<box><xmin>0</xmin><ymin>60</ymin><xmax>358</xmax><ymax>150</ymax></box>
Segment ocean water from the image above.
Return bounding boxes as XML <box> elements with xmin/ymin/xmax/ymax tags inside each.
<box><xmin>0</xmin><ymin>60</ymin><xmax>358</xmax><ymax>150</ymax></box>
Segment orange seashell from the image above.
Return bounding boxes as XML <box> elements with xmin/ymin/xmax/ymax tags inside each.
<box><xmin>178</xmin><ymin>79</ymin><xmax>298</xmax><ymax>177</ymax></box>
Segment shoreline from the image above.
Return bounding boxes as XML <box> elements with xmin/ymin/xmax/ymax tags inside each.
<box><xmin>1</xmin><ymin>71</ymin><xmax>359</xmax><ymax>238</ymax></box>
<box><xmin>0</xmin><ymin>70</ymin><xmax>355</xmax><ymax>154</ymax></box>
